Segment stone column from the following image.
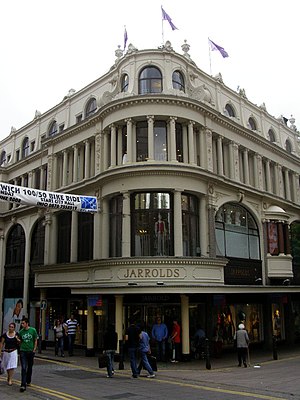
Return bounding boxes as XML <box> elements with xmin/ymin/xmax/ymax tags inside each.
<box><xmin>62</xmin><ymin>150</ymin><xmax>68</xmax><ymax>187</ymax></box>
<box><xmin>243</xmin><ymin>148</ymin><xmax>250</xmax><ymax>185</ymax></box>
<box><xmin>72</xmin><ymin>145</ymin><xmax>78</xmax><ymax>183</ymax></box>
<box><xmin>49</xmin><ymin>212</ymin><xmax>57</xmax><ymax>264</ymax></box>
<box><xmin>110</xmin><ymin>125</ymin><xmax>117</xmax><ymax>168</ymax></box>
<box><xmin>256</xmin><ymin>154</ymin><xmax>264</xmax><ymax>190</ymax></box>
<box><xmin>217</xmin><ymin>136</ymin><xmax>224</xmax><ymax>176</ymax></box>
<box><xmin>169</xmin><ymin>117</ymin><xmax>177</xmax><ymax>162</ymax></box>
<box><xmin>174</xmin><ymin>189</ymin><xmax>183</xmax><ymax>256</ymax></box>
<box><xmin>147</xmin><ymin>116</ymin><xmax>154</xmax><ymax>161</ymax></box>
<box><xmin>199</xmin><ymin>196</ymin><xmax>208</xmax><ymax>257</ymax></box>
<box><xmin>40</xmin><ymin>166</ymin><xmax>46</xmax><ymax>190</ymax></box>
<box><xmin>205</xmin><ymin>129</ymin><xmax>213</xmax><ymax>172</ymax></box>
<box><xmin>70</xmin><ymin>211</ymin><xmax>78</xmax><ymax>263</ymax></box>
<box><xmin>126</xmin><ymin>119</ymin><xmax>133</xmax><ymax>163</ymax></box>
<box><xmin>115</xmin><ymin>295</ymin><xmax>124</xmax><ymax>353</ymax></box>
<box><xmin>22</xmin><ymin>232</ymin><xmax>31</xmax><ymax>317</ymax></box>
<box><xmin>182</xmin><ymin>125</ymin><xmax>188</xmax><ymax>163</ymax></box>
<box><xmin>274</xmin><ymin>163</ymin><xmax>280</xmax><ymax>196</ymax></box>
<box><xmin>28</xmin><ymin>171</ymin><xmax>33</xmax><ymax>188</ymax></box>
<box><xmin>84</xmin><ymin>140</ymin><xmax>91</xmax><ymax>178</ymax></box>
<box><xmin>181</xmin><ymin>294</ymin><xmax>190</xmax><ymax>358</ymax></box>
<box><xmin>278</xmin><ymin>165</ymin><xmax>284</xmax><ymax>198</ymax></box>
<box><xmin>188</xmin><ymin>121</ymin><xmax>195</xmax><ymax>164</ymax></box>
<box><xmin>208</xmin><ymin>204</ymin><xmax>216</xmax><ymax>257</ymax></box>
<box><xmin>293</xmin><ymin>173</ymin><xmax>300</xmax><ymax>203</ymax></box>
<box><xmin>103</xmin><ymin>131</ymin><xmax>109</xmax><ymax>170</ymax></box>
<box><xmin>86</xmin><ymin>306</ymin><xmax>95</xmax><ymax>356</ymax></box>
<box><xmin>101</xmin><ymin>197</ymin><xmax>110</xmax><ymax>258</ymax></box>
<box><xmin>265</xmin><ymin>159</ymin><xmax>271</xmax><ymax>192</ymax></box>
<box><xmin>284</xmin><ymin>169</ymin><xmax>291</xmax><ymax>201</ymax></box>
<box><xmin>43</xmin><ymin>212</ymin><xmax>52</xmax><ymax>265</ymax></box>
<box><xmin>122</xmin><ymin>192</ymin><xmax>131</xmax><ymax>257</ymax></box>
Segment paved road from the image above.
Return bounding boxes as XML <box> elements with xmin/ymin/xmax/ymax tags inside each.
<box><xmin>0</xmin><ymin>348</ymin><xmax>299</xmax><ymax>399</ymax></box>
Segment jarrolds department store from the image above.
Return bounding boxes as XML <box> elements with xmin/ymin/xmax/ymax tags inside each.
<box><xmin>1</xmin><ymin>41</ymin><xmax>300</xmax><ymax>357</ymax></box>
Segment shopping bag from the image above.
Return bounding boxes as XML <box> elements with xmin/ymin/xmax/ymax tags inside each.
<box><xmin>98</xmin><ymin>353</ymin><xmax>108</xmax><ymax>368</ymax></box>
<box><xmin>147</xmin><ymin>354</ymin><xmax>157</xmax><ymax>371</ymax></box>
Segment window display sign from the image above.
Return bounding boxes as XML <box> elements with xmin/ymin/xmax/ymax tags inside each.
<box><xmin>3</xmin><ymin>298</ymin><xmax>25</xmax><ymax>333</ymax></box>
<box><xmin>0</xmin><ymin>182</ymin><xmax>98</xmax><ymax>213</ymax></box>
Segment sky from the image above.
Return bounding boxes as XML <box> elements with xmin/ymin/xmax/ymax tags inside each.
<box><xmin>0</xmin><ymin>0</ymin><xmax>299</xmax><ymax>141</ymax></box>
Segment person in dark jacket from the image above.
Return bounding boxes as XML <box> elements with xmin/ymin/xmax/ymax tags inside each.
<box><xmin>125</xmin><ymin>318</ymin><xmax>140</xmax><ymax>378</ymax></box>
<box><xmin>103</xmin><ymin>324</ymin><xmax>118</xmax><ymax>378</ymax></box>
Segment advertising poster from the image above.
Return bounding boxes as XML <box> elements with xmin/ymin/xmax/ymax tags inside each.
<box><xmin>3</xmin><ymin>298</ymin><xmax>24</xmax><ymax>333</ymax></box>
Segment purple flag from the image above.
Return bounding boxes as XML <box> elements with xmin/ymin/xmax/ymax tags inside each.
<box><xmin>208</xmin><ymin>38</ymin><xmax>229</xmax><ymax>58</ymax></box>
<box><xmin>161</xmin><ymin>6</ymin><xmax>178</xmax><ymax>31</ymax></box>
<box><xmin>123</xmin><ymin>27</ymin><xmax>128</xmax><ymax>51</ymax></box>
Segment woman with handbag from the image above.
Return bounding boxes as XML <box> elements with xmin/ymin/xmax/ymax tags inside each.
<box><xmin>0</xmin><ymin>322</ymin><xmax>19</xmax><ymax>386</ymax></box>
<box><xmin>54</xmin><ymin>319</ymin><xmax>65</xmax><ymax>357</ymax></box>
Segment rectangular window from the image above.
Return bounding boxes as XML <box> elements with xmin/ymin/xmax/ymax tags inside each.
<box><xmin>136</xmin><ymin>122</ymin><xmax>148</xmax><ymax>162</ymax></box>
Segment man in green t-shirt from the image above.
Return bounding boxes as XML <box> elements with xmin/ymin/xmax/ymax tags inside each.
<box><xmin>17</xmin><ymin>318</ymin><xmax>38</xmax><ymax>392</ymax></box>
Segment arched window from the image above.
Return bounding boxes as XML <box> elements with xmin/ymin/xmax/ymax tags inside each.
<box><xmin>268</xmin><ymin>129</ymin><xmax>276</xmax><ymax>143</ymax></box>
<box><xmin>121</xmin><ymin>74</ymin><xmax>129</xmax><ymax>92</ymax></box>
<box><xmin>0</xmin><ymin>150</ymin><xmax>6</xmax><ymax>166</ymax></box>
<box><xmin>30</xmin><ymin>218</ymin><xmax>45</xmax><ymax>265</ymax></box>
<box><xmin>285</xmin><ymin>139</ymin><xmax>292</xmax><ymax>153</ymax></box>
<box><xmin>172</xmin><ymin>70</ymin><xmax>185</xmax><ymax>92</ymax></box>
<box><xmin>215</xmin><ymin>203</ymin><xmax>260</xmax><ymax>260</ymax></box>
<box><xmin>5</xmin><ymin>224</ymin><xmax>25</xmax><ymax>267</ymax></box>
<box><xmin>22</xmin><ymin>137</ymin><xmax>29</xmax><ymax>158</ymax></box>
<box><xmin>48</xmin><ymin>121</ymin><xmax>58</xmax><ymax>137</ymax></box>
<box><xmin>139</xmin><ymin>66</ymin><xmax>162</xmax><ymax>94</ymax></box>
<box><xmin>248</xmin><ymin>117</ymin><xmax>257</xmax><ymax>131</ymax></box>
<box><xmin>85</xmin><ymin>98</ymin><xmax>97</xmax><ymax>118</ymax></box>
<box><xmin>225</xmin><ymin>103</ymin><xmax>235</xmax><ymax>117</ymax></box>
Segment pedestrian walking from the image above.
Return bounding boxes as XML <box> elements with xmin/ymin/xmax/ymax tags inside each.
<box><xmin>0</xmin><ymin>322</ymin><xmax>19</xmax><ymax>386</ymax></box>
<box><xmin>234</xmin><ymin>323</ymin><xmax>249</xmax><ymax>367</ymax></box>
<box><xmin>125</xmin><ymin>318</ymin><xmax>140</xmax><ymax>378</ymax></box>
<box><xmin>138</xmin><ymin>324</ymin><xmax>155</xmax><ymax>378</ymax></box>
<box><xmin>54</xmin><ymin>319</ymin><xmax>65</xmax><ymax>357</ymax></box>
<box><xmin>170</xmin><ymin>319</ymin><xmax>181</xmax><ymax>362</ymax></box>
<box><xmin>151</xmin><ymin>317</ymin><xmax>168</xmax><ymax>361</ymax></box>
<box><xmin>103</xmin><ymin>324</ymin><xmax>118</xmax><ymax>378</ymax></box>
<box><xmin>64</xmin><ymin>314</ymin><xmax>79</xmax><ymax>356</ymax></box>
<box><xmin>18</xmin><ymin>318</ymin><xmax>38</xmax><ymax>392</ymax></box>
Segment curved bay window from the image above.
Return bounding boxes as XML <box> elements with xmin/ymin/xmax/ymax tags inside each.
<box><xmin>139</xmin><ymin>66</ymin><xmax>162</xmax><ymax>94</ymax></box>
<box><xmin>154</xmin><ymin>121</ymin><xmax>167</xmax><ymax>161</ymax></box>
<box><xmin>136</xmin><ymin>121</ymin><xmax>148</xmax><ymax>161</ymax></box>
<box><xmin>215</xmin><ymin>203</ymin><xmax>260</xmax><ymax>259</ymax></box>
<box><xmin>182</xmin><ymin>194</ymin><xmax>199</xmax><ymax>256</ymax></box>
<box><xmin>131</xmin><ymin>192</ymin><xmax>173</xmax><ymax>256</ymax></box>
<box><xmin>172</xmin><ymin>70</ymin><xmax>185</xmax><ymax>92</ymax></box>
<box><xmin>109</xmin><ymin>195</ymin><xmax>123</xmax><ymax>257</ymax></box>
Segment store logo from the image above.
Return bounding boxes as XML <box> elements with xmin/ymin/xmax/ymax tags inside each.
<box><xmin>118</xmin><ymin>267</ymin><xmax>186</xmax><ymax>280</ymax></box>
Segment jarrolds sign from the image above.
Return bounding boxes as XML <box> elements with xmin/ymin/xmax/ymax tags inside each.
<box><xmin>118</xmin><ymin>267</ymin><xmax>186</xmax><ymax>280</ymax></box>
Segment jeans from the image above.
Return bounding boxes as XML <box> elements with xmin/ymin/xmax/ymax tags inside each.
<box><xmin>128</xmin><ymin>347</ymin><xmax>139</xmax><ymax>376</ymax></box>
<box><xmin>139</xmin><ymin>351</ymin><xmax>154</xmax><ymax>375</ymax></box>
<box><xmin>68</xmin><ymin>334</ymin><xmax>76</xmax><ymax>355</ymax></box>
<box><xmin>20</xmin><ymin>351</ymin><xmax>35</xmax><ymax>387</ymax></box>
<box><xmin>55</xmin><ymin>336</ymin><xmax>64</xmax><ymax>356</ymax></box>
<box><xmin>105</xmin><ymin>350</ymin><xmax>115</xmax><ymax>377</ymax></box>
<box><xmin>155</xmin><ymin>340</ymin><xmax>166</xmax><ymax>361</ymax></box>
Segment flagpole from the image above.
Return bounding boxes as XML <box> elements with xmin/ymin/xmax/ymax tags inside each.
<box><xmin>208</xmin><ymin>39</ymin><xmax>212</xmax><ymax>76</ymax></box>
<box><xmin>162</xmin><ymin>18</ymin><xmax>164</xmax><ymax>45</ymax></box>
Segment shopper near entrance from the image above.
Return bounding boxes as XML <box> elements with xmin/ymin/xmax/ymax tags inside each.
<box><xmin>138</xmin><ymin>324</ymin><xmax>155</xmax><ymax>378</ymax></box>
<box><xmin>170</xmin><ymin>319</ymin><xmax>181</xmax><ymax>362</ymax></box>
<box><xmin>151</xmin><ymin>317</ymin><xmax>168</xmax><ymax>361</ymax></box>
<box><xmin>125</xmin><ymin>318</ymin><xmax>140</xmax><ymax>378</ymax></box>
<box><xmin>0</xmin><ymin>322</ymin><xmax>19</xmax><ymax>386</ymax></box>
<box><xmin>234</xmin><ymin>323</ymin><xmax>249</xmax><ymax>367</ymax></box>
<box><xmin>17</xmin><ymin>318</ymin><xmax>38</xmax><ymax>392</ymax></box>
<box><xmin>64</xmin><ymin>314</ymin><xmax>79</xmax><ymax>356</ymax></box>
<box><xmin>54</xmin><ymin>318</ymin><xmax>65</xmax><ymax>357</ymax></box>
<box><xmin>103</xmin><ymin>324</ymin><xmax>118</xmax><ymax>378</ymax></box>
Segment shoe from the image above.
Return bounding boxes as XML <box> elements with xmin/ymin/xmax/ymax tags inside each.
<box><xmin>243</xmin><ymin>363</ymin><xmax>247</xmax><ymax>368</ymax></box>
<box><xmin>20</xmin><ymin>386</ymin><xmax>26</xmax><ymax>392</ymax></box>
<box><xmin>26</xmin><ymin>383</ymin><xmax>31</xmax><ymax>386</ymax></box>
<box><xmin>112</xmin><ymin>370</ymin><xmax>114</xmax><ymax>375</ymax></box>
<box><xmin>147</xmin><ymin>374</ymin><xmax>155</xmax><ymax>378</ymax></box>
<box><xmin>132</xmin><ymin>375</ymin><xmax>138</xmax><ymax>378</ymax></box>
<box><xmin>8</xmin><ymin>381</ymin><xmax>12</xmax><ymax>386</ymax></box>
<box><xmin>106</xmin><ymin>375</ymin><xmax>113</xmax><ymax>378</ymax></box>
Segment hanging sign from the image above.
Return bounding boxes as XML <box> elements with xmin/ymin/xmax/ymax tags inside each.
<box><xmin>0</xmin><ymin>182</ymin><xmax>98</xmax><ymax>213</ymax></box>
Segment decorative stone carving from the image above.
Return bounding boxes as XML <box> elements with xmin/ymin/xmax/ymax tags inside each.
<box><xmin>214</xmin><ymin>72</ymin><xmax>223</xmax><ymax>83</ymax></box>
<box><xmin>181</xmin><ymin>40</ymin><xmax>191</xmax><ymax>60</ymax></box>
<box><xmin>127</xmin><ymin>43</ymin><xmax>138</xmax><ymax>54</ymax></box>
<box><xmin>115</xmin><ymin>45</ymin><xmax>123</xmax><ymax>60</ymax></box>
<box><xmin>192</xmin><ymin>84</ymin><xmax>212</xmax><ymax>103</ymax></box>
<box><xmin>163</xmin><ymin>40</ymin><xmax>173</xmax><ymax>51</ymax></box>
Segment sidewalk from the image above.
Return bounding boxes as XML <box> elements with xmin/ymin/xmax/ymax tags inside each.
<box><xmin>36</xmin><ymin>343</ymin><xmax>300</xmax><ymax>374</ymax></box>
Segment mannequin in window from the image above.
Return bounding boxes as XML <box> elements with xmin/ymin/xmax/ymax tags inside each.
<box><xmin>155</xmin><ymin>214</ymin><xmax>166</xmax><ymax>256</ymax></box>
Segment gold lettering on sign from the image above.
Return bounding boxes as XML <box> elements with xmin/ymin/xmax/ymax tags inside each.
<box><xmin>120</xmin><ymin>267</ymin><xmax>185</xmax><ymax>280</ymax></box>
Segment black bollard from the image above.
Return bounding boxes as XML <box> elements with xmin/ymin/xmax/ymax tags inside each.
<box><xmin>205</xmin><ymin>338</ymin><xmax>211</xmax><ymax>370</ymax></box>
<box><xmin>118</xmin><ymin>340</ymin><xmax>124</xmax><ymax>370</ymax></box>
<box><xmin>272</xmin><ymin>335</ymin><xmax>278</xmax><ymax>360</ymax></box>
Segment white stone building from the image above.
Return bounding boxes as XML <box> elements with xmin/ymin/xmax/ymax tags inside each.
<box><xmin>1</xmin><ymin>41</ymin><xmax>300</xmax><ymax>356</ymax></box>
